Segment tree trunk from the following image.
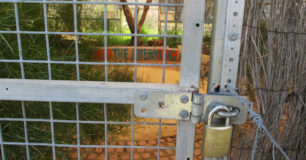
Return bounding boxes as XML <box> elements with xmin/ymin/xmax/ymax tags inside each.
<box><xmin>120</xmin><ymin>0</ymin><xmax>152</xmax><ymax>45</ymax></box>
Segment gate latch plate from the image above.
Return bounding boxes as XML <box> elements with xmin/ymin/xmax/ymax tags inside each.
<box><xmin>134</xmin><ymin>90</ymin><xmax>192</xmax><ymax>120</ymax></box>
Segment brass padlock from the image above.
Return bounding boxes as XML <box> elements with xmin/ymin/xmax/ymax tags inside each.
<box><xmin>202</xmin><ymin>105</ymin><xmax>233</xmax><ymax>157</ymax></box>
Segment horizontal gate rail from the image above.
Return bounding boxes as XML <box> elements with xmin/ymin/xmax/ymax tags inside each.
<box><xmin>0</xmin><ymin>31</ymin><xmax>181</xmax><ymax>38</ymax></box>
<box><xmin>0</xmin><ymin>79</ymin><xmax>188</xmax><ymax>103</ymax></box>
<box><xmin>0</xmin><ymin>59</ymin><xmax>180</xmax><ymax>67</ymax></box>
<box><xmin>0</xmin><ymin>0</ymin><xmax>184</xmax><ymax>7</ymax></box>
<box><xmin>0</xmin><ymin>142</ymin><xmax>175</xmax><ymax>150</ymax></box>
<box><xmin>0</xmin><ymin>118</ymin><xmax>176</xmax><ymax>126</ymax></box>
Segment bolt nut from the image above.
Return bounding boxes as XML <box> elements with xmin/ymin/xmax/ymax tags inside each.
<box><xmin>228</xmin><ymin>32</ymin><xmax>238</xmax><ymax>41</ymax></box>
<box><xmin>139</xmin><ymin>92</ymin><xmax>148</xmax><ymax>101</ymax></box>
<box><xmin>180</xmin><ymin>95</ymin><xmax>189</xmax><ymax>104</ymax></box>
<box><xmin>179</xmin><ymin>110</ymin><xmax>189</xmax><ymax>119</ymax></box>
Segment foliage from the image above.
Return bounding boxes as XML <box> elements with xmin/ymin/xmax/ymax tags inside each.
<box><xmin>0</xmin><ymin>2</ymin><xmax>185</xmax><ymax>159</ymax></box>
<box><xmin>120</xmin><ymin>0</ymin><xmax>153</xmax><ymax>45</ymax></box>
<box><xmin>0</xmin><ymin>33</ymin><xmax>133</xmax><ymax>159</ymax></box>
<box><xmin>0</xmin><ymin>3</ymin><xmax>134</xmax><ymax>160</ymax></box>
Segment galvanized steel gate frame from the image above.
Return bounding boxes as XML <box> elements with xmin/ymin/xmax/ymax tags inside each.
<box><xmin>0</xmin><ymin>0</ymin><xmax>245</xmax><ymax>159</ymax></box>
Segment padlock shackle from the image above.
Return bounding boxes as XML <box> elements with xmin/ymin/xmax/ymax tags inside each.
<box><xmin>217</xmin><ymin>107</ymin><xmax>240</xmax><ymax>118</ymax></box>
<box><xmin>207</xmin><ymin>105</ymin><xmax>230</xmax><ymax>127</ymax></box>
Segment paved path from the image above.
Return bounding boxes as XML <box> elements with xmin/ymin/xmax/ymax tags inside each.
<box><xmin>72</xmin><ymin>125</ymin><xmax>204</xmax><ymax>160</ymax></box>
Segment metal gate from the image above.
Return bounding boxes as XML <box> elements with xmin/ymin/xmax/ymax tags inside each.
<box><xmin>0</xmin><ymin>0</ymin><xmax>246</xmax><ymax>159</ymax></box>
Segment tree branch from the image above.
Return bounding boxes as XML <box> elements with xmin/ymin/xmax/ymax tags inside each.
<box><xmin>138</xmin><ymin>0</ymin><xmax>153</xmax><ymax>29</ymax></box>
<box><xmin>120</xmin><ymin>0</ymin><xmax>152</xmax><ymax>45</ymax></box>
<box><xmin>120</xmin><ymin>0</ymin><xmax>135</xmax><ymax>33</ymax></box>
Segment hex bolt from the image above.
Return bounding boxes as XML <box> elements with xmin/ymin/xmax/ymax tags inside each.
<box><xmin>179</xmin><ymin>110</ymin><xmax>189</xmax><ymax>119</ymax></box>
<box><xmin>228</xmin><ymin>32</ymin><xmax>238</xmax><ymax>41</ymax></box>
<box><xmin>139</xmin><ymin>92</ymin><xmax>148</xmax><ymax>101</ymax></box>
<box><xmin>180</xmin><ymin>95</ymin><xmax>189</xmax><ymax>104</ymax></box>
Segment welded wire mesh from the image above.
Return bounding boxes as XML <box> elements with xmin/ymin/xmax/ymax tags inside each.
<box><xmin>0</xmin><ymin>0</ymin><xmax>185</xmax><ymax>159</ymax></box>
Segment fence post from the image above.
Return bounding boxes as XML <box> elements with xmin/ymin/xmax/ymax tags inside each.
<box><xmin>176</xmin><ymin>0</ymin><xmax>205</xmax><ymax>159</ymax></box>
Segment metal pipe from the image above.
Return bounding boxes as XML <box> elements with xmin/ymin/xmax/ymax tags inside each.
<box><xmin>207</xmin><ymin>0</ymin><xmax>228</xmax><ymax>93</ymax></box>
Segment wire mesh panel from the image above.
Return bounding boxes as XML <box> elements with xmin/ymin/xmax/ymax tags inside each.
<box><xmin>0</xmin><ymin>0</ymin><xmax>192</xmax><ymax>159</ymax></box>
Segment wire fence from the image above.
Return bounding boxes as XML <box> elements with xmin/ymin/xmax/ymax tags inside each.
<box><xmin>233</xmin><ymin>0</ymin><xmax>306</xmax><ymax>159</ymax></box>
<box><xmin>0</xmin><ymin>0</ymin><xmax>185</xmax><ymax>159</ymax></box>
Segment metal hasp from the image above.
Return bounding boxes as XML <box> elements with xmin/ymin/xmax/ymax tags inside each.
<box><xmin>134</xmin><ymin>90</ymin><xmax>248</xmax><ymax>125</ymax></box>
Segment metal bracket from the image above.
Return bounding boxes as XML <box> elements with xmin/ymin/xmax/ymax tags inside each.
<box><xmin>134</xmin><ymin>90</ymin><xmax>248</xmax><ymax>125</ymax></box>
<box><xmin>220</xmin><ymin>0</ymin><xmax>246</xmax><ymax>92</ymax></box>
<box><xmin>134</xmin><ymin>90</ymin><xmax>193</xmax><ymax>120</ymax></box>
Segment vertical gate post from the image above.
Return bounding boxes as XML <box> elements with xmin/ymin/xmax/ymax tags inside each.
<box><xmin>207</xmin><ymin>0</ymin><xmax>228</xmax><ymax>93</ymax></box>
<box><xmin>208</xmin><ymin>0</ymin><xmax>246</xmax><ymax>93</ymax></box>
<box><xmin>206</xmin><ymin>0</ymin><xmax>245</xmax><ymax>160</ymax></box>
<box><xmin>176</xmin><ymin>0</ymin><xmax>205</xmax><ymax>159</ymax></box>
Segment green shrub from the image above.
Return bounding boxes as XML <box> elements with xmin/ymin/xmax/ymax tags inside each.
<box><xmin>0</xmin><ymin>4</ymin><xmax>134</xmax><ymax>159</ymax></box>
